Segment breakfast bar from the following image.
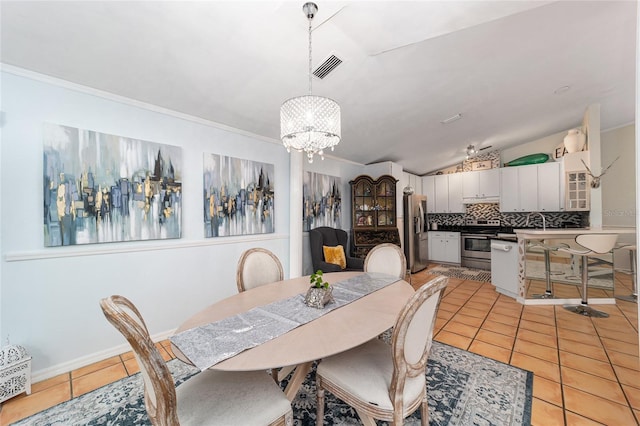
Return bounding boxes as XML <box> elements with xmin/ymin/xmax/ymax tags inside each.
<box><xmin>513</xmin><ymin>227</ymin><xmax>636</xmax><ymax>305</ymax></box>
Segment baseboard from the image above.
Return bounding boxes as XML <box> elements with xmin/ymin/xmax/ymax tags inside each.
<box><xmin>523</xmin><ymin>297</ymin><xmax>616</xmax><ymax>306</ymax></box>
<box><xmin>31</xmin><ymin>328</ymin><xmax>176</xmax><ymax>383</ymax></box>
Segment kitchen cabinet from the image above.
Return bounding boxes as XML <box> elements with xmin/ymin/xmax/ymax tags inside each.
<box><xmin>431</xmin><ymin>174</ymin><xmax>464</xmax><ymax>214</ymax></box>
<box><xmin>500</xmin><ymin>162</ymin><xmax>562</xmax><ymax>212</ymax></box>
<box><xmin>422</xmin><ymin>175</ymin><xmax>435</xmax><ymax>213</ymax></box>
<box><xmin>429</xmin><ymin>231</ymin><xmax>461</xmax><ymax>264</ymax></box>
<box><xmin>350</xmin><ymin>174</ymin><xmax>401</xmax><ymax>258</ymax></box>
<box><xmin>565</xmin><ymin>170</ymin><xmax>590</xmax><ymax>211</ymax></box>
<box><xmin>462</xmin><ymin>169</ymin><xmax>500</xmax><ymax>202</ymax></box>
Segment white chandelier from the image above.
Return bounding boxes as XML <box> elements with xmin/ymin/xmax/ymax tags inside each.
<box><xmin>280</xmin><ymin>2</ymin><xmax>341</xmax><ymax>163</ymax></box>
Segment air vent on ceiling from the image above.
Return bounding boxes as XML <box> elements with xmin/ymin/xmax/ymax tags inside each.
<box><xmin>313</xmin><ymin>54</ymin><xmax>343</xmax><ymax>79</ymax></box>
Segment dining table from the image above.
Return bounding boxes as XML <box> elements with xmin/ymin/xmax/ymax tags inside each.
<box><xmin>171</xmin><ymin>271</ymin><xmax>415</xmax><ymax>401</ymax></box>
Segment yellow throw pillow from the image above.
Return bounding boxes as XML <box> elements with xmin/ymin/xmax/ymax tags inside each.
<box><xmin>323</xmin><ymin>245</ymin><xmax>346</xmax><ymax>269</ymax></box>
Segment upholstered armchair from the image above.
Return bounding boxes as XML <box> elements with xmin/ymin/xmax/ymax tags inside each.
<box><xmin>309</xmin><ymin>227</ymin><xmax>364</xmax><ymax>273</ymax></box>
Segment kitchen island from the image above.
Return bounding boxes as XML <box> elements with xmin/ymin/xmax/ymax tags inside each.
<box><xmin>512</xmin><ymin>227</ymin><xmax>635</xmax><ymax>305</ymax></box>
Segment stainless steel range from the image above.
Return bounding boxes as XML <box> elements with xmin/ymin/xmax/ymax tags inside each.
<box><xmin>461</xmin><ymin>219</ymin><xmax>501</xmax><ymax>270</ymax></box>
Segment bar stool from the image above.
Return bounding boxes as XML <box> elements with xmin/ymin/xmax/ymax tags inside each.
<box><xmin>528</xmin><ymin>239</ymin><xmax>568</xmax><ymax>299</ymax></box>
<box><xmin>615</xmin><ymin>244</ymin><xmax>637</xmax><ymax>303</ymax></box>
<box><xmin>558</xmin><ymin>234</ymin><xmax>618</xmax><ymax>318</ymax></box>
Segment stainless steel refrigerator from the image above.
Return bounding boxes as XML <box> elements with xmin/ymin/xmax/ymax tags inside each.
<box><xmin>403</xmin><ymin>194</ymin><xmax>429</xmax><ymax>273</ymax></box>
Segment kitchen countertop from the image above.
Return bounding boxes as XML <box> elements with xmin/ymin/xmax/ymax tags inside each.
<box><xmin>513</xmin><ymin>227</ymin><xmax>635</xmax><ymax>239</ymax></box>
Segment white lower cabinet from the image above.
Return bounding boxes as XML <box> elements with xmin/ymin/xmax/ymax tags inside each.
<box><xmin>429</xmin><ymin>231</ymin><xmax>461</xmax><ymax>264</ymax></box>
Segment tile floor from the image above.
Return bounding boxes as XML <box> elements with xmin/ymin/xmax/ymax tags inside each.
<box><xmin>1</xmin><ymin>266</ymin><xmax>638</xmax><ymax>425</ymax></box>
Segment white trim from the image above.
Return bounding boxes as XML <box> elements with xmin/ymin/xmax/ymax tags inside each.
<box><xmin>30</xmin><ymin>329</ymin><xmax>177</xmax><ymax>383</ymax></box>
<box><xmin>5</xmin><ymin>234</ymin><xmax>288</xmax><ymax>262</ymax></box>
<box><xmin>0</xmin><ymin>63</ymin><xmax>281</xmax><ymax>146</ymax></box>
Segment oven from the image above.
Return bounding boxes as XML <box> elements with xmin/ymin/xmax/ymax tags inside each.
<box><xmin>460</xmin><ymin>219</ymin><xmax>500</xmax><ymax>270</ymax></box>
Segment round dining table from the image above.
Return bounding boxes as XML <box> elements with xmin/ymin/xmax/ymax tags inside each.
<box><xmin>172</xmin><ymin>271</ymin><xmax>414</xmax><ymax>400</ymax></box>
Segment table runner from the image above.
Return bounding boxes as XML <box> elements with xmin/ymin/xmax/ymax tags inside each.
<box><xmin>170</xmin><ymin>272</ymin><xmax>399</xmax><ymax>371</ymax></box>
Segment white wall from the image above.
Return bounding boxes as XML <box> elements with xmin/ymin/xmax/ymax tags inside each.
<box><xmin>0</xmin><ymin>71</ymin><xmax>291</xmax><ymax>379</ymax></box>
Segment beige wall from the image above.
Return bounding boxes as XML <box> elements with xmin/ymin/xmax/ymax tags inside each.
<box><xmin>602</xmin><ymin>124</ymin><xmax>636</xmax><ymax>230</ymax></box>
<box><xmin>501</xmin><ymin>130</ymin><xmax>567</xmax><ymax>165</ymax></box>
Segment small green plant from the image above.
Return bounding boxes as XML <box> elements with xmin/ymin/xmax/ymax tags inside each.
<box><xmin>310</xmin><ymin>269</ymin><xmax>329</xmax><ymax>289</ymax></box>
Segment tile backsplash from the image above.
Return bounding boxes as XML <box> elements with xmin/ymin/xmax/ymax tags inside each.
<box><xmin>428</xmin><ymin>203</ymin><xmax>587</xmax><ymax>228</ymax></box>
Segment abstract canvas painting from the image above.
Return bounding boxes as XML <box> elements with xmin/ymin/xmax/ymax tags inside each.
<box><xmin>203</xmin><ymin>154</ymin><xmax>274</xmax><ymax>237</ymax></box>
<box><xmin>43</xmin><ymin>123</ymin><xmax>182</xmax><ymax>246</ymax></box>
<box><xmin>303</xmin><ymin>171</ymin><xmax>341</xmax><ymax>231</ymax></box>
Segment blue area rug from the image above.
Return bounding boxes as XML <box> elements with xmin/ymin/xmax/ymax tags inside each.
<box><xmin>13</xmin><ymin>342</ymin><xmax>532</xmax><ymax>425</ymax></box>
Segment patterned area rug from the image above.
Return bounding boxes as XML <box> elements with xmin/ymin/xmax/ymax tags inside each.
<box><xmin>427</xmin><ymin>265</ymin><xmax>493</xmax><ymax>283</ymax></box>
<box><xmin>15</xmin><ymin>342</ymin><xmax>532</xmax><ymax>426</ymax></box>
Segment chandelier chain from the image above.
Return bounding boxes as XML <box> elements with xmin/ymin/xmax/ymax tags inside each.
<box><xmin>308</xmin><ymin>15</ymin><xmax>313</xmax><ymax>95</ymax></box>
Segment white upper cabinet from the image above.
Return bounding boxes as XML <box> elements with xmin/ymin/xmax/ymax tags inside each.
<box><xmin>422</xmin><ymin>175</ymin><xmax>435</xmax><ymax>213</ymax></box>
<box><xmin>421</xmin><ymin>174</ymin><xmax>464</xmax><ymax>214</ymax></box>
<box><xmin>447</xmin><ymin>173</ymin><xmax>465</xmax><ymax>213</ymax></box>
<box><xmin>537</xmin><ymin>162</ymin><xmax>562</xmax><ymax>212</ymax></box>
<box><xmin>462</xmin><ymin>169</ymin><xmax>500</xmax><ymax>202</ymax></box>
<box><xmin>500</xmin><ymin>162</ymin><xmax>562</xmax><ymax>212</ymax></box>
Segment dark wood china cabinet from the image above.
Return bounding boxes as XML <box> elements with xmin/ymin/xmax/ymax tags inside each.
<box><xmin>349</xmin><ymin>174</ymin><xmax>400</xmax><ymax>259</ymax></box>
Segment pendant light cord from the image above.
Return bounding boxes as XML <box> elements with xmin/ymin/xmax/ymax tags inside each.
<box><xmin>308</xmin><ymin>15</ymin><xmax>313</xmax><ymax>95</ymax></box>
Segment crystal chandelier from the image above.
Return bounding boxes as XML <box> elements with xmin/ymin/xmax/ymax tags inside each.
<box><xmin>280</xmin><ymin>2</ymin><xmax>341</xmax><ymax>163</ymax></box>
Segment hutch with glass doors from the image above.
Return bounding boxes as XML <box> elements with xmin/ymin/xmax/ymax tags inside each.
<box><xmin>349</xmin><ymin>174</ymin><xmax>400</xmax><ymax>259</ymax></box>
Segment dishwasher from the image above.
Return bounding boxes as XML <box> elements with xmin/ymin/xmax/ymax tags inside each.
<box><xmin>490</xmin><ymin>240</ymin><xmax>519</xmax><ymax>299</ymax></box>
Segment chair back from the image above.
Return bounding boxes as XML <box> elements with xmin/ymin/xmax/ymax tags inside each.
<box><xmin>364</xmin><ymin>243</ymin><xmax>407</xmax><ymax>279</ymax></box>
<box><xmin>236</xmin><ymin>248</ymin><xmax>284</xmax><ymax>292</ymax></box>
<box><xmin>100</xmin><ymin>295</ymin><xmax>178</xmax><ymax>425</ymax></box>
<box><xmin>575</xmin><ymin>234</ymin><xmax>619</xmax><ymax>254</ymax></box>
<box><xmin>309</xmin><ymin>227</ymin><xmax>350</xmax><ymax>271</ymax></box>
<box><xmin>389</xmin><ymin>275</ymin><xmax>448</xmax><ymax>421</ymax></box>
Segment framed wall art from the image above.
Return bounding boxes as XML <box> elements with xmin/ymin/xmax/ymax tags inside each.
<box><xmin>43</xmin><ymin>123</ymin><xmax>182</xmax><ymax>246</ymax></box>
<box><xmin>203</xmin><ymin>153</ymin><xmax>275</xmax><ymax>237</ymax></box>
<box><xmin>303</xmin><ymin>171</ymin><xmax>341</xmax><ymax>232</ymax></box>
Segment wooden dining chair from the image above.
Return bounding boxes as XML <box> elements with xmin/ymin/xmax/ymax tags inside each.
<box><xmin>315</xmin><ymin>275</ymin><xmax>448</xmax><ymax>426</ymax></box>
<box><xmin>236</xmin><ymin>248</ymin><xmax>284</xmax><ymax>292</ymax></box>
<box><xmin>100</xmin><ymin>295</ymin><xmax>293</xmax><ymax>426</ymax></box>
<box><xmin>364</xmin><ymin>243</ymin><xmax>407</xmax><ymax>280</ymax></box>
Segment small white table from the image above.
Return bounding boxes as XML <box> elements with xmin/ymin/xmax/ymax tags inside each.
<box><xmin>513</xmin><ymin>227</ymin><xmax>636</xmax><ymax>304</ymax></box>
<box><xmin>172</xmin><ymin>271</ymin><xmax>414</xmax><ymax>400</ymax></box>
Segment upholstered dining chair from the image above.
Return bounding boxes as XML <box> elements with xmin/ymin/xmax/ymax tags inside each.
<box><xmin>236</xmin><ymin>248</ymin><xmax>284</xmax><ymax>293</ymax></box>
<box><xmin>364</xmin><ymin>243</ymin><xmax>407</xmax><ymax>280</ymax></box>
<box><xmin>100</xmin><ymin>295</ymin><xmax>293</xmax><ymax>426</ymax></box>
<box><xmin>315</xmin><ymin>275</ymin><xmax>448</xmax><ymax>426</ymax></box>
<box><xmin>235</xmin><ymin>248</ymin><xmax>294</xmax><ymax>382</ymax></box>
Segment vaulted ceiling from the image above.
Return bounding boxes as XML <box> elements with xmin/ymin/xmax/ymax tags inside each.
<box><xmin>1</xmin><ymin>1</ymin><xmax>636</xmax><ymax>174</ymax></box>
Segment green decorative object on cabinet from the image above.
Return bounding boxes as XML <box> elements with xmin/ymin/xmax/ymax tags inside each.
<box><xmin>504</xmin><ymin>153</ymin><xmax>549</xmax><ymax>167</ymax></box>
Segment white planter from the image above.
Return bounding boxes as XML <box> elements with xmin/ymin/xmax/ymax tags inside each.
<box><xmin>564</xmin><ymin>129</ymin><xmax>586</xmax><ymax>153</ymax></box>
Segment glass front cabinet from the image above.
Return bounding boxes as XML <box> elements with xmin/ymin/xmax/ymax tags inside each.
<box><xmin>350</xmin><ymin>175</ymin><xmax>400</xmax><ymax>258</ymax></box>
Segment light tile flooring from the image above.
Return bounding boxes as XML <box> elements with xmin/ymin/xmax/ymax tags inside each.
<box><xmin>1</xmin><ymin>266</ymin><xmax>638</xmax><ymax>425</ymax></box>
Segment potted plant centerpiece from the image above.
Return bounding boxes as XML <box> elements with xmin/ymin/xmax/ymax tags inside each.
<box><xmin>304</xmin><ymin>270</ymin><xmax>334</xmax><ymax>308</ymax></box>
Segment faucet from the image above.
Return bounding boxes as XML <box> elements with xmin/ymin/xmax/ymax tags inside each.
<box><xmin>526</xmin><ymin>212</ymin><xmax>546</xmax><ymax>230</ymax></box>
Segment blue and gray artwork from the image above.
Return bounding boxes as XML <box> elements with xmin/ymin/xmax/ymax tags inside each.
<box><xmin>303</xmin><ymin>171</ymin><xmax>341</xmax><ymax>231</ymax></box>
<box><xmin>43</xmin><ymin>123</ymin><xmax>182</xmax><ymax>246</ymax></box>
<box><xmin>203</xmin><ymin>153</ymin><xmax>274</xmax><ymax>237</ymax></box>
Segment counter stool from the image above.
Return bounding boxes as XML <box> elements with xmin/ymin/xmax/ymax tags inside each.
<box><xmin>615</xmin><ymin>244</ymin><xmax>637</xmax><ymax>303</ymax></box>
<box><xmin>558</xmin><ymin>234</ymin><xmax>618</xmax><ymax>318</ymax></box>
<box><xmin>528</xmin><ymin>239</ymin><xmax>568</xmax><ymax>299</ymax></box>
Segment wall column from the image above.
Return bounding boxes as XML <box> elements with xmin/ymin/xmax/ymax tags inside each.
<box><xmin>584</xmin><ymin>104</ymin><xmax>602</xmax><ymax>227</ymax></box>
<box><xmin>289</xmin><ymin>151</ymin><xmax>303</xmax><ymax>278</ymax></box>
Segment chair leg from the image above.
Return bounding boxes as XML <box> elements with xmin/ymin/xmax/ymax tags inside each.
<box><xmin>316</xmin><ymin>376</ymin><xmax>325</xmax><ymax>426</ymax></box>
<box><xmin>616</xmin><ymin>248</ymin><xmax>638</xmax><ymax>303</ymax></box>
<box><xmin>354</xmin><ymin>408</ymin><xmax>377</xmax><ymax>426</ymax></box>
<box><xmin>564</xmin><ymin>255</ymin><xmax>609</xmax><ymax>318</ymax></box>
<box><xmin>533</xmin><ymin>249</ymin><xmax>555</xmax><ymax>299</ymax></box>
<box><xmin>420</xmin><ymin>397</ymin><xmax>429</xmax><ymax>426</ymax></box>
